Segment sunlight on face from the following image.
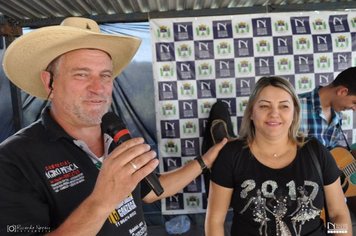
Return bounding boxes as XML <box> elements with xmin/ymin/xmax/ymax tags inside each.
<box><xmin>251</xmin><ymin>86</ymin><xmax>294</xmax><ymax>140</ymax></box>
<box><xmin>51</xmin><ymin>49</ymin><xmax>114</xmax><ymax>126</ymax></box>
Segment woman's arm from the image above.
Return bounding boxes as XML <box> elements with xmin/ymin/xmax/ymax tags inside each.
<box><xmin>205</xmin><ymin>181</ymin><xmax>233</xmax><ymax>236</ymax></box>
<box><xmin>324</xmin><ymin>177</ymin><xmax>352</xmax><ymax>236</ymax></box>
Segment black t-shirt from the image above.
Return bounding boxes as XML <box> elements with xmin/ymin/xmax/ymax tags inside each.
<box><xmin>0</xmin><ymin>108</ymin><xmax>151</xmax><ymax>235</ymax></box>
<box><xmin>211</xmin><ymin>138</ymin><xmax>340</xmax><ymax>236</ymax></box>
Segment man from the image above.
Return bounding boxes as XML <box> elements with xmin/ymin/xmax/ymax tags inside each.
<box><xmin>0</xmin><ymin>17</ymin><xmax>226</xmax><ymax>235</ymax></box>
<box><xmin>299</xmin><ymin>67</ymin><xmax>356</xmax><ymax>149</ymax></box>
<box><xmin>298</xmin><ymin>67</ymin><xmax>356</xmax><ymax>224</ymax></box>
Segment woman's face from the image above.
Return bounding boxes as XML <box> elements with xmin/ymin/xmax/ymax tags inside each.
<box><xmin>250</xmin><ymin>85</ymin><xmax>294</xmax><ymax>141</ymax></box>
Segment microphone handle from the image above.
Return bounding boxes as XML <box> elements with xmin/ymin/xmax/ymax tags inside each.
<box><xmin>115</xmin><ymin>133</ymin><xmax>164</xmax><ymax>196</ymax></box>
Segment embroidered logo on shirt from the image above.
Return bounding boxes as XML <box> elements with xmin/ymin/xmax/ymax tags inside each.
<box><xmin>44</xmin><ymin>160</ymin><xmax>85</xmax><ymax>192</ymax></box>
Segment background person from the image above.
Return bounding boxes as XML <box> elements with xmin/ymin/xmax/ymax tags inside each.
<box><xmin>205</xmin><ymin>76</ymin><xmax>351</xmax><ymax>236</ymax></box>
<box><xmin>299</xmin><ymin>67</ymin><xmax>356</xmax><ymax>223</ymax></box>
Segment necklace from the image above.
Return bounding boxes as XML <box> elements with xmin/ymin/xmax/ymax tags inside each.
<box><xmin>251</xmin><ymin>142</ymin><xmax>293</xmax><ymax>159</ymax></box>
<box><xmin>271</xmin><ymin>149</ymin><xmax>291</xmax><ymax>158</ymax></box>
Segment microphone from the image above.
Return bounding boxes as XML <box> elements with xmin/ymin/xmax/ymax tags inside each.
<box><xmin>101</xmin><ymin>112</ymin><xmax>164</xmax><ymax>196</ymax></box>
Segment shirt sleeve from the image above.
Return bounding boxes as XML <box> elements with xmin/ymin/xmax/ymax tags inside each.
<box><xmin>310</xmin><ymin>138</ymin><xmax>341</xmax><ymax>186</ymax></box>
<box><xmin>210</xmin><ymin>140</ymin><xmax>243</xmax><ymax>188</ymax></box>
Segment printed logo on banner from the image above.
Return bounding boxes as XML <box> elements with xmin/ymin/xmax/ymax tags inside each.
<box><xmin>176</xmin><ymin>42</ymin><xmax>194</xmax><ymax>61</ymax></box>
<box><xmin>314</xmin><ymin>54</ymin><xmax>333</xmax><ymax>73</ymax></box>
<box><xmin>162</xmin><ymin>139</ymin><xmax>180</xmax><ymax>156</ymax></box>
<box><xmin>156</xmin><ymin>25</ymin><xmax>172</xmax><ymax>39</ymax></box>
<box><xmin>295</xmin><ymin>74</ymin><xmax>315</xmax><ymax>93</ymax></box>
<box><xmin>173</xmin><ymin>22</ymin><xmax>193</xmax><ymax>41</ymax></box>
<box><xmin>273</xmin><ymin>19</ymin><xmax>290</xmax><ymax>34</ymax></box>
<box><xmin>160</xmin><ymin>120</ymin><xmax>180</xmax><ymax>139</ymax></box>
<box><xmin>194</xmin><ymin>40</ymin><xmax>214</xmax><ymax>60</ymax></box>
<box><xmin>180</xmin><ymin>120</ymin><xmax>199</xmax><ymax>138</ymax></box>
<box><xmin>236</xmin><ymin>97</ymin><xmax>248</xmax><ymax>117</ymax></box>
<box><xmin>255</xmin><ymin>56</ymin><xmax>275</xmax><ymax>76</ymax></box>
<box><xmin>275</xmin><ymin>56</ymin><xmax>294</xmax><ymax>75</ymax></box>
<box><xmin>235</xmin><ymin>58</ymin><xmax>254</xmax><ymax>77</ymax></box>
<box><xmin>311</xmin><ymin>18</ymin><xmax>328</xmax><ymax>32</ymax></box>
<box><xmin>315</xmin><ymin>73</ymin><xmax>334</xmax><ymax>86</ymax></box>
<box><xmin>163</xmin><ymin>157</ymin><xmax>182</xmax><ymax>171</ymax></box>
<box><xmin>217</xmin><ymin>98</ymin><xmax>236</xmax><ymax>116</ymax></box>
<box><xmin>234</xmin><ymin>38</ymin><xmax>254</xmax><ymax>57</ymax></box>
<box><xmin>254</xmin><ymin>37</ymin><xmax>273</xmax><ymax>55</ymax></box>
<box><xmin>329</xmin><ymin>14</ymin><xmax>350</xmax><ymax>33</ymax></box>
<box><xmin>213</xmin><ymin>20</ymin><xmax>233</xmax><ymax>38</ymax></box>
<box><xmin>215</xmin><ymin>59</ymin><xmax>235</xmax><ymax>78</ymax></box>
<box><xmin>179</xmin><ymin>100</ymin><xmax>198</xmax><ymax>118</ymax></box>
<box><xmin>198</xmin><ymin>99</ymin><xmax>216</xmax><ymax>118</ymax></box>
<box><xmin>158</xmin><ymin>63</ymin><xmax>175</xmax><ymax>79</ymax></box>
<box><xmin>252</xmin><ymin>17</ymin><xmax>272</xmax><ymax>36</ymax></box>
<box><xmin>165</xmin><ymin>193</ymin><xmax>184</xmax><ymax>210</ymax></box>
<box><xmin>273</xmin><ymin>36</ymin><xmax>293</xmax><ymax>55</ymax></box>
<box><xmin>197</xmin><ymin>80</ymin><xmax>216</xmax><ymax>98</ymax></box>
<box><xmin>282</xmin><ymin>75</ymin><xmax>296</xmax><ymax>88</ymax></box>
<box><xmin>294</xmin><ymin>54</ymin><xmax>314</xmax><ymax>74</ymax></box>
<box><xmin>332</xmin><ymin>34</ymin><xmax>351</xmax><ymax>51</ymax></box>
<box><xmin>159</xmin><ymin>101</ymin><xmax>178</xmax><ymax>118</ymax></box>
<box><xmin>216</xmin><ymin>79</ymin><xmax>235</xmax><ymax>98</ymax></box>
<box><xmin>158</xmin><ymin>82</ymin><xmax>177</xmax><ymax>100</ymax></box>
<box><xmin>234</xmin><ymin>21</ymin><xmax>251</xmax><ymax>35</ymax></box>
<box><xmin>181</xmin><ymin>138</ymin><xmax>200</xmax><ymax>157</ymax></box>
<box><xmin>184</xmin><ymin>177</ymin><xmax>202</xmax><ymax>193</ymax></box>
<box><xmin>351</xmin><ymin>33</ymin><xmax>356</xmax><ymax>51</ymax></box>
<box><xmin>195</xmin><ymin>23</ymin><xmax>211</xmax><ymax>38</ymax></box>
<box><xmin>215</xmin><ymin>39</ymin><xmax>234</xmax><ymax>59</ymax></box>
<box><xmin>236</xmin><ymin>77</ymin><xmax>255</xmax><ymax>96</ymax></box>
<box><xmin>293</xmin><ymin>36</ymin><xmax>312</xmax><ymax>54</ymax></box>
<box><xmin>351</xmin><ymin>17</ymin><xmax>356</xmax><ymax>29</ymax></box>
<box><xmin>341</xmin><ymin>111</ymin><xmax>353</xmax><ymax>129</ymax></box>
<box><xmin>177</xmin><ymin>61</ymin><xmax>195</xmax><ymax>80</ymax></box>
<box><xmin>178</xmin><ymin>81</ymin><xmax>196</xmax><ymax>100</ymax></box>
<box><xmin>333</xmin><ymin>52</ymin><xmax>351</xmax><ymax>71</ymax></box>
<box><xmin>184</xmin><ymin>193</ymin><xmax>202</xmax><ymax>208</ymax></box>
<box><xmin>199</xmin><ymin>118</ymin><xmax>209</xmax><ymax>137</ymax></box>
<box><xmin>312</xmin><ymin>34</ymin><xmax>332</xmax><ymax>53</ymax></box>
<box><xmin>291</xmin><ymin>16</ymin><xmax>311</xmax><ymax>34</ymax></box>
<box><xmin>196</xmin><ymin>60</ymin><xmax>214</xmax><ymax>79</ymax></box>
<box><xmin>156</xmin><ymin>42</ymin><xmax>175</xmax><ymax>61</ymax></box>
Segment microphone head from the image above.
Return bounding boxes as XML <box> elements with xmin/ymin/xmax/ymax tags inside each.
<box><xmin>101</xmin><ymin>112</ymin><xmax>126</xmax><ymax>137</ymax></box>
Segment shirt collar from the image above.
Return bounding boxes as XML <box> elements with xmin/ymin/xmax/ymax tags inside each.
<box><xmin>40</xmin><ymin>106</ymin><xmax>75</xmax><ymax>142</ymax></box>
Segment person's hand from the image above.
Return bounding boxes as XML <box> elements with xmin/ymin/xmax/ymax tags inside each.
<box><xmin>202</xmin><ymin>138</ymin><xmax>227</xmax><ymax>169</ymax></box>
<box><xmin>91</xmin><ymin>137</ymin><xmax>158</xmax><ymax>211</ymax></box>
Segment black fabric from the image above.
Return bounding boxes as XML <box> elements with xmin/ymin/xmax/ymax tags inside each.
<box><xmin>0</xmin><ymin>107</ymin><xmax>150</xmax><ymax>235</ymax></box>
<box><xmin>211</xmin><ymin>138</ymin><xmax>340</xmax><ymax>235</ymax></box>
<box><xmin>201</xmin><ymin>101</ymin><xmax>236</xmax><ymax>196</ymax></box>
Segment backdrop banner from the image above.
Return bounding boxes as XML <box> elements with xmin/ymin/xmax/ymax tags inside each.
<box><xmin>150</xmin><ymin>11</ymin><xmax>356</xmax><ymax>215</ymax></box>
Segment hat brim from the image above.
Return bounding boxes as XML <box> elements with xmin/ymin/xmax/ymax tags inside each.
<box><xmin>3</xmin><ymin>25</ymin><xmax>141</xmax><ymax>99</ymax></box>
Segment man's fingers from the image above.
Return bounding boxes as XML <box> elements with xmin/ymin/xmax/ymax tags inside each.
<box><xmin>131</xmin><ymin>158</ymin><xmax>159</xmax><ymax>182</ymax></box>
<box><xmin>126</xmin><ymin>150</ymin><xmax>157</xmax><ymax>174</ymax></box>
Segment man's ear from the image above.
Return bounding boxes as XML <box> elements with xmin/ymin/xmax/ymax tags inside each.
<box><xmin>40</xmin><ymin>71</ymin><xmax>53</xmax><ymax>95</ymax></box>
<box><xmin>336</xmin><ymin>86</ymin><xmax>349</xmax><ymax>96</ymax></box>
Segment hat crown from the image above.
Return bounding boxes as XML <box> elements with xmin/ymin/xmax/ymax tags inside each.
<box><xmin>60</xmin><ymin>17</ymin><xmax>100</xmax><ymax>33</ymax></box>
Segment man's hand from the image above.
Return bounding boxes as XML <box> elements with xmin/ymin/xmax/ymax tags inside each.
<box><xmin>91</xmin><ymin>137</ymin><xmax>158</xmax><ymax>212</ymax></box>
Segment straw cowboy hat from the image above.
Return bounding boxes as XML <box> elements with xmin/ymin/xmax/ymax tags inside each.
<box><xmin>2</xmin><ymin>17</ymin><xmax>141</xmax><ymax>99</ymax></box>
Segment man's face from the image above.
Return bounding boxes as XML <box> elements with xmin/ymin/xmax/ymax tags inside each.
<box><xmin>333</xmin><ymin>87</ymin><xmax>356</xmax><ymax>112</ymax></box>
<box><xmin>51</xmin><ymin>49</ymin><xmax>114</xmax><ymax>127</ymax></box>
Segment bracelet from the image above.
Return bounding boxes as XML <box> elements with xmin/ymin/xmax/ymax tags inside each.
<box><xmin>195</xmin><ymin>156</ymin><xmax>209</xmax><ymax>174</ymax></box>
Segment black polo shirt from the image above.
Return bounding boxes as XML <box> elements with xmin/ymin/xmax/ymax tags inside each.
<box><xmin>0</xmin><ymin>107</ymin><xmax>150</xmax><ymax>235</ymax></box>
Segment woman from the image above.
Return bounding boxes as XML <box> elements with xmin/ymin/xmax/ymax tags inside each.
<box><xmin>205</xmin><ymin>76</ymin><xmax>351</xmax><ymax>236</ymax></box>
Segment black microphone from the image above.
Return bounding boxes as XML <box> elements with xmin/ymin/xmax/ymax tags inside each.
<box><xmin>101</xmin><ymin>112</ymin><xmax>164</xmax><ymax>196</ymax></box>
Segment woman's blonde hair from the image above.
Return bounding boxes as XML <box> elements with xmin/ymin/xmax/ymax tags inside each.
<box><xmin>239</xmin><ymin>76</ymin><xmax>305</xmax><ymax>146</ymax></box>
